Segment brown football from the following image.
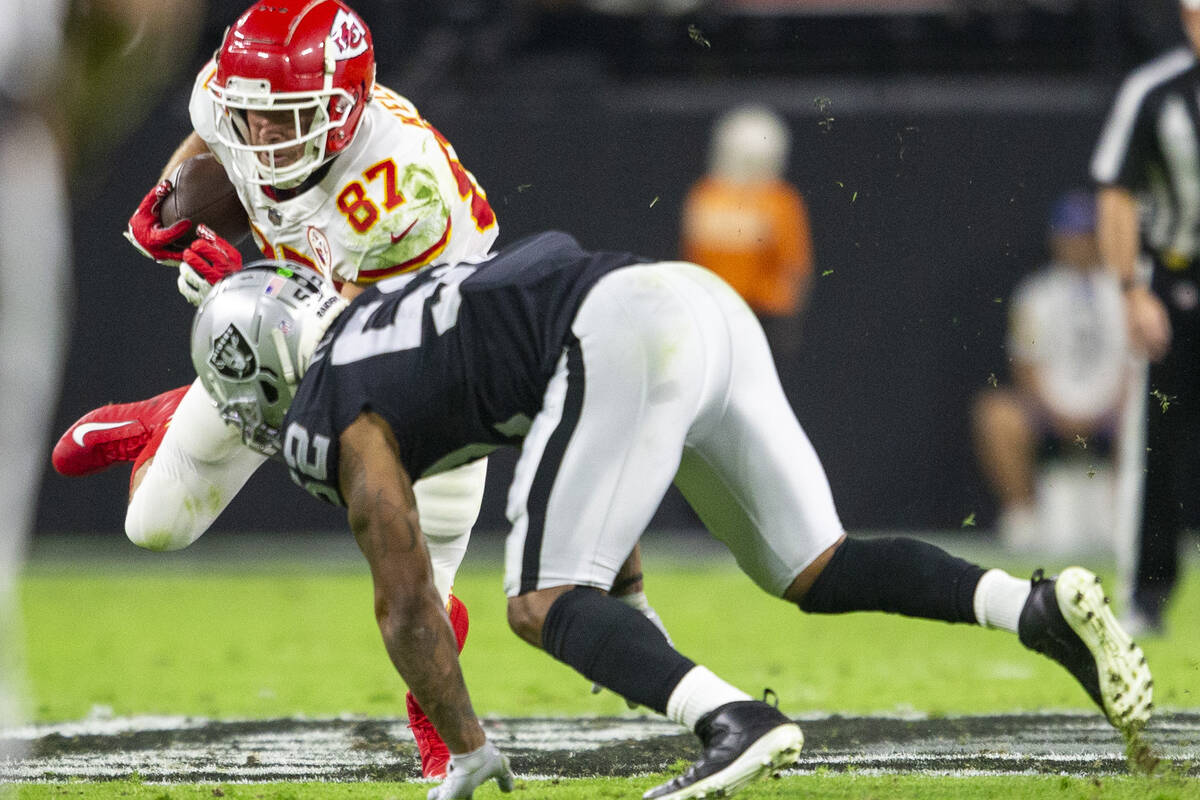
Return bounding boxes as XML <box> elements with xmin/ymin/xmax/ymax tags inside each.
<box><xmin>160</xmin><ymin>153</ymin><xmax>251</xmax><ymax>245</ymax></box>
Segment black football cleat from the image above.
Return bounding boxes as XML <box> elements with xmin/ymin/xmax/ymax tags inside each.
<box><xmin>1018</xmin><ymin>567</ymin><xmax>1153</xmax><ymax>736</ymax></box>
<box><xmin>643</xmin><ymin>700</ymin><xmax>803</xmax><ymax>800</ymax></box>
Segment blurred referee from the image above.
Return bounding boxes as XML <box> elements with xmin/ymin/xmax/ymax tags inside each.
<box><xmin>1090</xmin><ymin>0</ymin><xmax>1200</xmax><ymax>637</ymax></box>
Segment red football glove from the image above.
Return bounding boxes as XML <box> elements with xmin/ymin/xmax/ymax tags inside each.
<box><xmin>124</xmin><ymin>179</ymin><xmax>192</xmax><ymax>265</ymax></box>
<box><xmin>177</xmin><ymin>225</ymin><xmax>243</xmax><ymax>306</ymax></box>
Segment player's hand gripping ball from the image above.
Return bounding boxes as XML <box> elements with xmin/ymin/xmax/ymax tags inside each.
<box><xmin>124</xmin><ymin>179</ymin><xmax>192</xmax><ymax>265</ymax></box>
<box><xmin>159</xmin><ymin>153</ymin><xmax>250</xmax><ymax>245</ymax></box>
<box><xmin>125</xmin><ymin>153</ymin><xmax>250</xmax><ymax>267</ymax></box>
<box><xmin>178</xmin><ymin>225</ymin><xmax>244</xmax><ymax>306</ymax></box>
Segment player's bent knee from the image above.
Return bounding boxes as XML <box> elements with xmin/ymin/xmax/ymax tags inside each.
<box><xmin>506</xmin><ymin>596</ymin><xmax>542</xmax><ymax>646</ymax></box>
<box><xmin>782</xmin><ymin>535</ymin><xmax>845</xmax><ymax>605</ymax></box>
<box><xmin>124</xmin><ymin>461</ymin><xmax>218</xmax><ymax>552</ymax></box>
<box><xmin>125</xmin><ymin>475</ymin><xmax>208</xmax><ymax>551</ymax></box>
<box><xmin>124</xmin><ymin>387</ymin><xmax>269</xmax><ymax>553</ymax></box>
<box><xmin>507</xmin><ymin>585</ymin><xmax>577</xmax><ymax>646</ymax></box>
<box><xmin>124</xmin><ymin>506</ymin><xmax>196</xmax><ymax>552</ymax></box>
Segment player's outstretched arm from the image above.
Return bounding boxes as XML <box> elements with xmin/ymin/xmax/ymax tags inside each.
<box><xmin>339</xmin><ymin>411</ymin><xmax>491</xmax><ymax>756</ymax></box>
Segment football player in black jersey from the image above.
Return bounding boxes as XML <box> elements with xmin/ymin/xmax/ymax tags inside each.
<box><xmin>191</xmin><ymin>236</ymin><xmax>1153</xmax><ymax>800</ymax></box>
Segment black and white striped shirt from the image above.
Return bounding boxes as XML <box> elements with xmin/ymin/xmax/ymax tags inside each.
<box><xmin>1092</xmin><ymin>46</ymin><xmax>1200</xmax><ymax>271</ymax></box>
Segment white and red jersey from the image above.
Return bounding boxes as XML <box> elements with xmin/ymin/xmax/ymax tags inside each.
<box><xmin>189</xmin><ymin>61</ymin><xmax>498</xmax><ymax>285</ymax></box>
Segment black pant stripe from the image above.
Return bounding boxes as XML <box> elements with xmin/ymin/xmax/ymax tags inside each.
<box><xmin>520</xmin><ymin>337</ymin><xmax>586</xmax><ymax>594</ymax></box>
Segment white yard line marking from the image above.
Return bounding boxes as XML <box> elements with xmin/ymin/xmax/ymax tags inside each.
<box><xmin>2</xmin><ymin>712</ymin><xmax>1196</xmax><ymax>783</ymax></box>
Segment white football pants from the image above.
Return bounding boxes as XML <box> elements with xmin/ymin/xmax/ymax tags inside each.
<box><xmin>126</xmin><ymin>379</ymin><xmax>484</xmax><ymax>603</ymax></box>
<box><xmin>504</xmin><ymin>261</ymin><xmax>845</xmax><ymax>597</ymax></box>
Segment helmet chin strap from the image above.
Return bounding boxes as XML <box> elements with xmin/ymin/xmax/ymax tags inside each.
<box><xmin>271</xmin><ymin>327</ymin><xmax>296</xmax><ymax>385</ymax></box>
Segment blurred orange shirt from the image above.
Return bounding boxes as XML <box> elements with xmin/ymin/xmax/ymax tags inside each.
<box><xmin>681</xmin><ymin>177</ymin><xmax>813</xmax><ymax>316</ymax></box>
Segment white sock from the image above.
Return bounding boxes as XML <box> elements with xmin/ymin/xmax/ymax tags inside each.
<box><xmin>973</xmin><ymin>568</ymin><xmax>1032</xmax><ymax>633</ymax></box>
<box><xmin>665</xmin><ymin>666</ymin><xmax>752</xmax><ymax>730</ymax></box>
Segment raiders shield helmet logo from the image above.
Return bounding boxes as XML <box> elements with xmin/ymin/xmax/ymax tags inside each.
<box><xmin>210</xmin><ymin>323</ymin><xmax>257</xmax><ymax>379</ymax></box>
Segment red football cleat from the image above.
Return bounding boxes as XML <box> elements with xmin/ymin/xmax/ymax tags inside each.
<box><xmin>447</xmin><ymin>592</ymin><xmax>470</xmax><ymax>652</ymax></box>
<box><xmin>406</xmin><ymin>689</ymin><xmax>450</xmax><ymax>779</ymax></box>
<box><xmin>406</xmin><ymin>593</ymin><xmax>471</xmax><ymax>779</ymax></box>
<box><xmin>51</xmin><ymin>385</ymin><xmax>189</xmax><ymax>477</ymax></box>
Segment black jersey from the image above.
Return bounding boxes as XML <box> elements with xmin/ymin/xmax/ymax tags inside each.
<box><xmin>1091</xmin><ymin>47</ymin><xmax>1200</xmax><ymax>270</ymax></box>
<box><xmin>282</xmin><ymin>231</ymin><xmax>646</xmax><ymax>505</ymax></box>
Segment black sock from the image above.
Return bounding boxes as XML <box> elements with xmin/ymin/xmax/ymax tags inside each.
<box><xmin>799</xmin><ymin>536</ymin><xmax>984</xmax><ymax>624</ymax></box>
<box><xmin>541</xmin><ymin>587</ymin><xmax>695</xmax><ymax>713</ymax></box>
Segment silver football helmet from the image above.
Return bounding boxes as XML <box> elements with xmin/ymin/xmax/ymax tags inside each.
<box><xmin>190</xmin><ymin>261</ymin><xmax>346</xmax><ymax>456</ymax></box>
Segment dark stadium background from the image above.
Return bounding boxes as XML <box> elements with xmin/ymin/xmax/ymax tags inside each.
<box><xmin>38</xmin><ymin>0</ymin><xmax>1199</xmax><ymax>538</ymax></box>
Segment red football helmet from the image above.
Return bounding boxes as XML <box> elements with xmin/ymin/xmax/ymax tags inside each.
<box><xmin>208</xmin><ymin>1</ymin><xmax>376</xmax><ymax>188</ymax></box>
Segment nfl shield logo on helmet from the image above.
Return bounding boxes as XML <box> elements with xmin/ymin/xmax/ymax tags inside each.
<box><xmin>210</xmin><ymin>324</ymin><xmax>257</xmax><ymax>379</ymax></box>
<box><xmin>329</xmin><ymin>9</ymin><xmax>368</xmax><ymax>60</ymax></box>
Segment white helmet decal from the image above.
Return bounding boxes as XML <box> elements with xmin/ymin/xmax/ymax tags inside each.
<box><xmin>329</xmin><ymin>9</ymin><xmax>368</xmax><ymax>60</ymax></box>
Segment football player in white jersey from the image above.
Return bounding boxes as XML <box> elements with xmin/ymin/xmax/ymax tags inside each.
<box><xmin>52</xmin><ymin>1</ymin><xmax>663</xmax><ymax>778</ymax></box>
<box><xmin>51</xmin><ymin>0</ymin><xmax>496</xmax><ymax>780</ymax></box>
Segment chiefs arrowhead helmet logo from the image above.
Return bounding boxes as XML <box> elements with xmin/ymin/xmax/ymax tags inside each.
<box><xmin>329</xmin><ymin>9</ymin><xmax>368</xmax><ymax>60</ymax></box>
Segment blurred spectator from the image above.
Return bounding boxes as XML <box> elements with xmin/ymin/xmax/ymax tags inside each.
<box><xmin>0</xmin><ymin>0</ymin><xmax>203</xmax><ymax>764</ymax></box>
<box><xmin>680</xmin><ymin>104</ymin><xmax>814</xmax><ymax>382</ymax></box>
<box><xmin>972</xmin><ymin>190</ymin><xmax>1129</xmax><ymax>555</ymax></box>
<box><xmin>1091</xmin><ymin>0</ymin><xmax>1200</xmax><ymax>637</ymax></box>
<box><xmin>0</xmin><ymin>0</ymin><xmax>72</xmax><ymax>763</ymax></box>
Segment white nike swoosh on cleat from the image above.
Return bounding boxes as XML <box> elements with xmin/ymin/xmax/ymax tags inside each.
<box><xmin>71</xmin><ymin>421</ymin><xmax>137</xmax><ymax>447</ymax></box>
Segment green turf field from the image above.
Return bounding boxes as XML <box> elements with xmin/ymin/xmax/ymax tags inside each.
<box><xmin>16</xmin><ymin>538</ymin><xmax>1200</xmax><ymax>721</ymax></box>
<box><xmin>10</xmin><ymin>774</ymin><xmax>1200</xmax><ymax>800</ymax></box>
<box><xmin>9</xmin><ymin>533</ymin><xmax>1200</xmax><ymax>798</ymax></box>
